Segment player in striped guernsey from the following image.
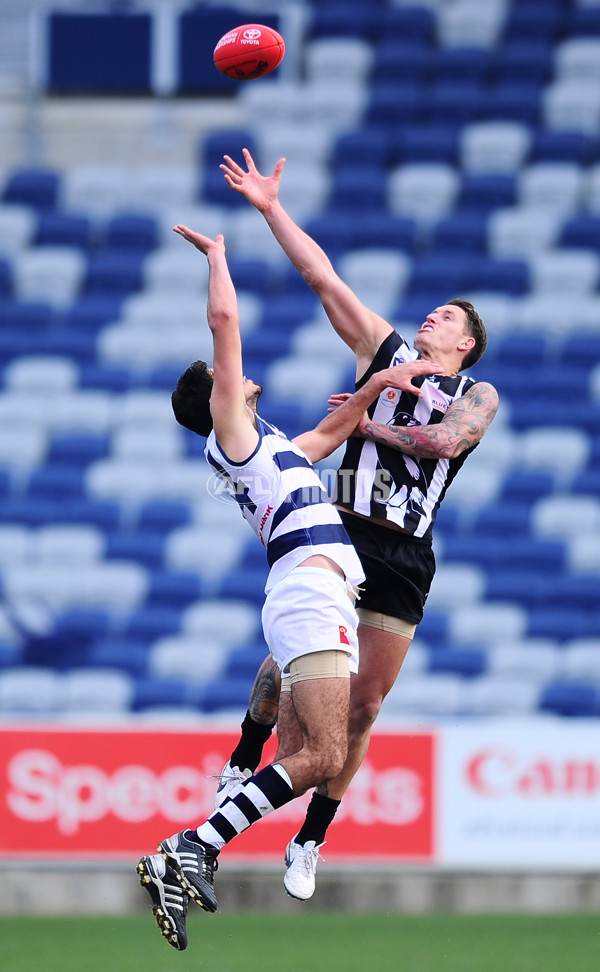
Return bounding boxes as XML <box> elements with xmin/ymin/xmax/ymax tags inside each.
<box><xmin>217</xmin><ymin>149</ymin><xmax>500</xmax><ymax>900</ymax></box>
<box><xmin>137</xmin><ymin>223</ymin><xmax>439</xmax><ymax>948</ymax></box>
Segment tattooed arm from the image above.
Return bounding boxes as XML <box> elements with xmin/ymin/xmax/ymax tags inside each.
<box><xmin>357</xmin><ymin>381</ymin><xmax>499</xmax><ymax>460</ymax></box>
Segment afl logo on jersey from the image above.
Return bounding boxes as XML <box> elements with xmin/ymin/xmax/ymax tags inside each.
<box><xmin>380</xmin><ymin>388</ymin><xmax>400</xmax><ymax>407</ymax></box>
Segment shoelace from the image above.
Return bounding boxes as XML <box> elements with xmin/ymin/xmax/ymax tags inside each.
<box><xmin>199</xmin><ymin>846</ymin><xmax>219</xmax><ymax>878</ymax></box>
<box><xmin>209</xmin><ymin>769</ymin><xmax>249</xmax><ymax>787</ymax></box>
<box><xmin>295</xmin><ymin>844</ymin><xmax>325</xmax><ymax>876</ymax></box>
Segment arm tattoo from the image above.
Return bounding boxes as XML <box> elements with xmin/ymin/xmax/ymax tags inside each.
<box><xmin>362</xmin><ymin>382</ymin><xmax>499</xmax><ymax>460</ymax></box>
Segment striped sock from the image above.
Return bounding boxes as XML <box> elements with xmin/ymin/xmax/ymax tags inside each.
<box><xmin>197</xmin><ymin>764</ymin><xmax>294</xmax><ymax>850</ymax></box>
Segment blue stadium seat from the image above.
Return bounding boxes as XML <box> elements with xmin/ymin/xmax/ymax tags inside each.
<box><xmin>27</xmin><ymin>464</ymin><xmax>86</xmax><ymax>500</ymax></box>
<box><xmin>132</xmin><ymin>676</ymin><xmax>189</xmax><ymax>711</ymax></box>
<box><xmin>358</xmin><ymin>211</ymin><xmax>419</xmax><ymax>253</ymax></box>
<box><xmin>125</xmin><ymin>607</ymin><xmax>182</xmax><ymax>640</ymax></box>
<box><xmin>217</xmin><ymin>567</ymin><xmax>267</xmax><ymax>606</ymax></box>
<box><xmin>308</xmin><ymin>3</ymin><xmax>375</xmax><ymax>41</ymax></box>
<box><xmin>2</xmin><ymin>168</ymin><xmax>60</xmax><ymax>209</ymax></box>
<box><xmin>458</xmin><ymin>173</ymin><xmax>518</xmax><ymax>212</ymax></box>
<box><xmin>431</xmin><ymin>47</ymin><xmax>491</xmax><ymax>85</ymax></box>
<box><xmin>473</xmin><ymin>501</ymin><xmax>534</xmax><ymax>538</ymax></box>
<box><xmin>491</xmin><ymin>40</ymin><xmax>554</xmax><ymax>84</ymax></box>
<box><xmin>104</xmin><ymin>530</ymin><xmax>166</xmax><ymax>567</ymax></box>
<box><xmin>88</xmin><ymin>638</ymin><xmax>149</xmax><ymax>676</ymax></box>
<box><xmin>198</xmin><ymin>130</ymin><xmax>258</xmax><ymax>169</ymax></box>
<box><xmin>559</xmin><ymin>334</ymin><xmax>600</xmax><ymax>366</ymax></box>
<box><xmin>47</xmin><ymin>432</ymin><xmax>109</xmax><ymax>466</ymax></box>
<box><xmin>469</xmin><ymin>256</ymin><xmax>530</xmax><ymax>295</ymax></box>
<box><xmin>530</xmin><ymin>130</ymin><xmax>594</xmax><ymax>164</ymax></box>
<box><xmin>499</xmin><ymin>470</ymin><xmax>556</xmax><ymax>503</ymax></box>
<box><xmin>428</xmin><ymin>647</ymin><xmax>487</xmax><ymax>678</ymax></box>
<box><xmin>0</xmin><ymin>299</ymin><xmax>55</xmax><ymax>330</ymax></box>
<box><xmin>429</xmin><ymin>211</ymin><xmax>488</xmax><ymax>253</ymax></box>
<box><xmin>391</xmin><ymin>124</ymin><xmax>459</xmax><ymax>166</ymax></box>
<box><xmin>502</xmin><ymin>1</ymin><xmax>568</xmax><ymax>43</ymax></box>
<box><xmin>567</xmin><ymin>6</ymin><xmax>600</xmax><ymax>38</ymax></box>
<box><xmin>571</xmin><ymin>469</ymin><xmax>600</xmax><ymax>497</ymax></box>
<box><xmin>102</xmin><ymin>213</ymin><xmax>159</xmax><ymax>253</ymax></box>
<box><xmin>62</xmin><ymin>295</ymin><xmax>124</xmax><ymax>332</ymax></box>
<box><xmin>146</xmin><ymin>570</ymin><xmax>202</xmax><ymax>607</ymax></box>
<box><xmin>34</xmin><ymin>211</ymin><xmax>93</xmax><ymax>250</ymax></box>
<box><xmin>79</xmin><ymin>363</ymin><xmax>134</xmax><ymax>391</ymax></box>
<box><xmin>84</xmin><ymin>251</ymin><xmax>145</xmax><ymax>295</ymax></box>
<box><xmin>406</xmin><ymin>254</ymin><xmax>472</xmax><ymax>299</ymax></box>
<box><xmin>197</xmin><ymin>677</ymin><xmax>255</xmax><ymax>713</ymax></box>
<box><xmin>559</xmin><ymin>216</ymin><xmax>600</xmax><ymax>252</ymax></box>
<box><xmin>0</xmin><ymin>259</ymin><xmax>12</xmax><ymax>298</ymax></box>
<box><xmin>371</xmin><ymin>40</ymin><xmax>432</xmax><ymax>84</ymax></box>
<box><xmin>484</xmin><ymin>570</ymin><xmax>547</xmax><ymax>608</ymax></box>
<box><xmin>538</xmin><ymin>682</ymin><xmax>600</xmax><ymax>718</ymax></box>
<box><xmin>332</xmin><ymin>126</ymin><xmax>390</xmax><ymax>167</ymax></box>
<box><xmin>328</xmin><ymin>163</ymin><xmax>388</xmax><ymax>210</ymax></box>
<box><xmin>492</xmin><ymin>333</ymin><xmax>551</xmax><ymax>367</ymax></box>
<box><xmin>527</xmin><ymin>608</ymin><xmax>595</xmax><ymax>641</ymax></box>
<box><xmin>366</xmin><ymin>80</ymin><xmax>426</xmax><ymax>126</ymax></box>
<box><xmin>413</xmin><ymin>608</ymin><xmax>449</xmax><ymax>644</ymax></box>
<box><xmin>201</xmin><ymin>165</ymin><xmax>249</xmax><ymax>208</ymax></box>
<box><xmin>485</xmin><ymin>81</ymin><xmax>543</xmax><ymax>125</ymax></box>
<box><xmin>373</xmin><ymin>5</ymin><xmax>435</xmax><ymax>45</ymax></box>
<box><xmin>426</xmin><ymin>81</ymin><xmax>486</xmax><ymax>126</ymax></box>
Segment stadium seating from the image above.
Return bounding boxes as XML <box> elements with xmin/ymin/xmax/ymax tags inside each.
<box><xmin>1</xmin><ymin>0</ymin><xmax>600</xmax><ymax>722</ymax></box>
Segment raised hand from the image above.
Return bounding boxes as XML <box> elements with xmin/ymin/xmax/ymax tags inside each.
<box><xmin>172</xmin><ymin>224</ymin><xmax>225</xmax><ymax>255</ymax></box>
<box><xmin>375</xmin><ymin>360</ymin><xmax>444</xmax><ymax>398</ymax></box>
<box><xmin>220</xmin><ymin>147</ymin><xmax>286</xmax><ymax>212</ymax></box>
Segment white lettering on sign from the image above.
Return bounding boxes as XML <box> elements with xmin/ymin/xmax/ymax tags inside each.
<box><xmin>5</xmin><ymin>750</ymin><xmax>425</xmax><ymax>835</ymax></box>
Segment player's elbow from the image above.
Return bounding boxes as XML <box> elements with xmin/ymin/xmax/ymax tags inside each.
<box><xmin>208</xmin><ymin>309</ymin><xmax>237</xmax><ymax>331</ymax></box>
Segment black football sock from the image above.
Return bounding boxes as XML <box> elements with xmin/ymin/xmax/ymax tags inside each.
<box><xmin>295</xmin><ymin>792</ymin><xmax>341</xmax><ymax>847</ymax></box>
<box><xmin>229</xmin><ymin>710</ymin><xmax>274</xmax><ymax>773</ymax></box>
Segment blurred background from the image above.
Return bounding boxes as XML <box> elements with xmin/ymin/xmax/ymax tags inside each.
<box><xmin>0</xmin><ymin>0</ymin><xmax>600</xmax><ymax>919</ymax></box>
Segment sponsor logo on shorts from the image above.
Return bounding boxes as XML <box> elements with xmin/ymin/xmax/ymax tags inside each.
<box><xmin>339</xmin><ymin>625</ymin><xmax>350</xmax><ymax>645</ymax></box>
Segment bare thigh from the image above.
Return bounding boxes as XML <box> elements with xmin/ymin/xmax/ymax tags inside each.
<box><xmin>277</xmin><ymin>676</ymin><xmax>350</xmax><ymax>796</ymax></box>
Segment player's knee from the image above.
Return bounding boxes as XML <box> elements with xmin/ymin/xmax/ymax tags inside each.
<box><xmin>318</xmin><ymin>747</ymin><xmax>346</xmax><ymax>784</ymax></box>
<box><xmin>349</xmin><ymin>694</ymin><xmax>383</xmax><ymax>735</ymax></box>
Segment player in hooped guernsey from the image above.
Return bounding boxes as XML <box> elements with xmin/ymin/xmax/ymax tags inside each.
<box><xmin>137</xmin><ymin>223</ymin><xmax>438</xmax><ymax>949</ymax></box>
<box><xmin>206</xmin><ymin>414</ymin><xmax>364</xmax><ymax>594</ymax></box>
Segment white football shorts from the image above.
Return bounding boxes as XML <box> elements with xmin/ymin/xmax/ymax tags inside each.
<box><xmin>261</xmin><ymin>566</ymin><xmax>359</xmax><ymax>676</ymax></box>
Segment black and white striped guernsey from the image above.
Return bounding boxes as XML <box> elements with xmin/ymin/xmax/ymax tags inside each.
<box><xmin>334</xmin><ymin>330</ymin><xmax>479</xmax><ymax>538</ymax></box>
<box><xmin>206</xmin><ymin>416</ymin><xmax>365</xmax><ymax>593</ymax></box>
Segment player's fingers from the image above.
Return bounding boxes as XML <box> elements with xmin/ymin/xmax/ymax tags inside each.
<box><xmin>242</xmin><ymin>147</ymin><xmax>256</xmax><ymax>170</ymax></box>
<box><xmin>223</xmin><ymin>174</ymin><xmax>242</xmax><ymax>193</ymax></box>
<box><xmin>222</xmin><ymin>154</ymin><xmax>244</xmax><ymax>176</ymax></box>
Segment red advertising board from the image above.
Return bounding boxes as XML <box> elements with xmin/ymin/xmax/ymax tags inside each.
<box><xmin>0</xmin><ymin>727</ymin><xmax>435</xmax><ymax>862</ymax></box>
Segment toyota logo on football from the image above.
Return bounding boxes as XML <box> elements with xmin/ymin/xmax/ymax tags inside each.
<box><xmin>243</xmin><ymin>28</ymin><xmax>262</xmax><ymax>40</ymax></box>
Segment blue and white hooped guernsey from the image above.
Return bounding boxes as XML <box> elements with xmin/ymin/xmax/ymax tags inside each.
<box><xmin>205</xmin><ymin>416</ymin><xmax>365</xmax><ymax>594</ymax></box>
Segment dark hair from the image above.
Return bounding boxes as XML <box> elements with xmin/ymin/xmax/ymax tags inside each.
<box><xmin>447</xmin><ymin>298</ymin><xmax>488</xmax><ymax>371</ymax></box>
<box><xmin>171</xmin><ymin>360</ymin><xmax>214</xmax><ymax>437</ymax></box>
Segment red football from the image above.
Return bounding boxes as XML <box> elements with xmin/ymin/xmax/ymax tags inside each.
<box><xmin>213</xmin><ymin>23</ymin><xmax>285</xmax><ymax>81</ymax></box>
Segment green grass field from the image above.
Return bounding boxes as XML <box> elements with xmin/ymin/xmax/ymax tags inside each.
<box><xmin>2</xmin><ymin>913</ymin><xmax>599</xmax><ymax>972</ymax></box>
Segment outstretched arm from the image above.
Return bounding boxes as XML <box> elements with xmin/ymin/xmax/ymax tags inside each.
<box><xmin>173</xmin><ymin>224</ymin><xmax>258</xmax><ymax>461</ymax></box>
<box><xmin>357</xmin><ymin>381</ymin><xmax>499</xmax><ymax>460</ymax></box>
<box><xmin>294</xmin><ymin>360</ymin><xmax>443</xmax><ymax>464</ymax></box>
<box><xmin>221</xmin><ymin>148</ymin><xmax>393</xmax><ymax>373</ymax></box>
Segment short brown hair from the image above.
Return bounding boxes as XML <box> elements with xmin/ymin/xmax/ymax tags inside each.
<box><xmin>448</xmin><ymin>298</ymin><xmax>487</xmax><ymax>371</ymax></box>
<box><xmin>171</xmin><ymin>360</ymin><xmax>213</xmax><ymax>437</ymax></box>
